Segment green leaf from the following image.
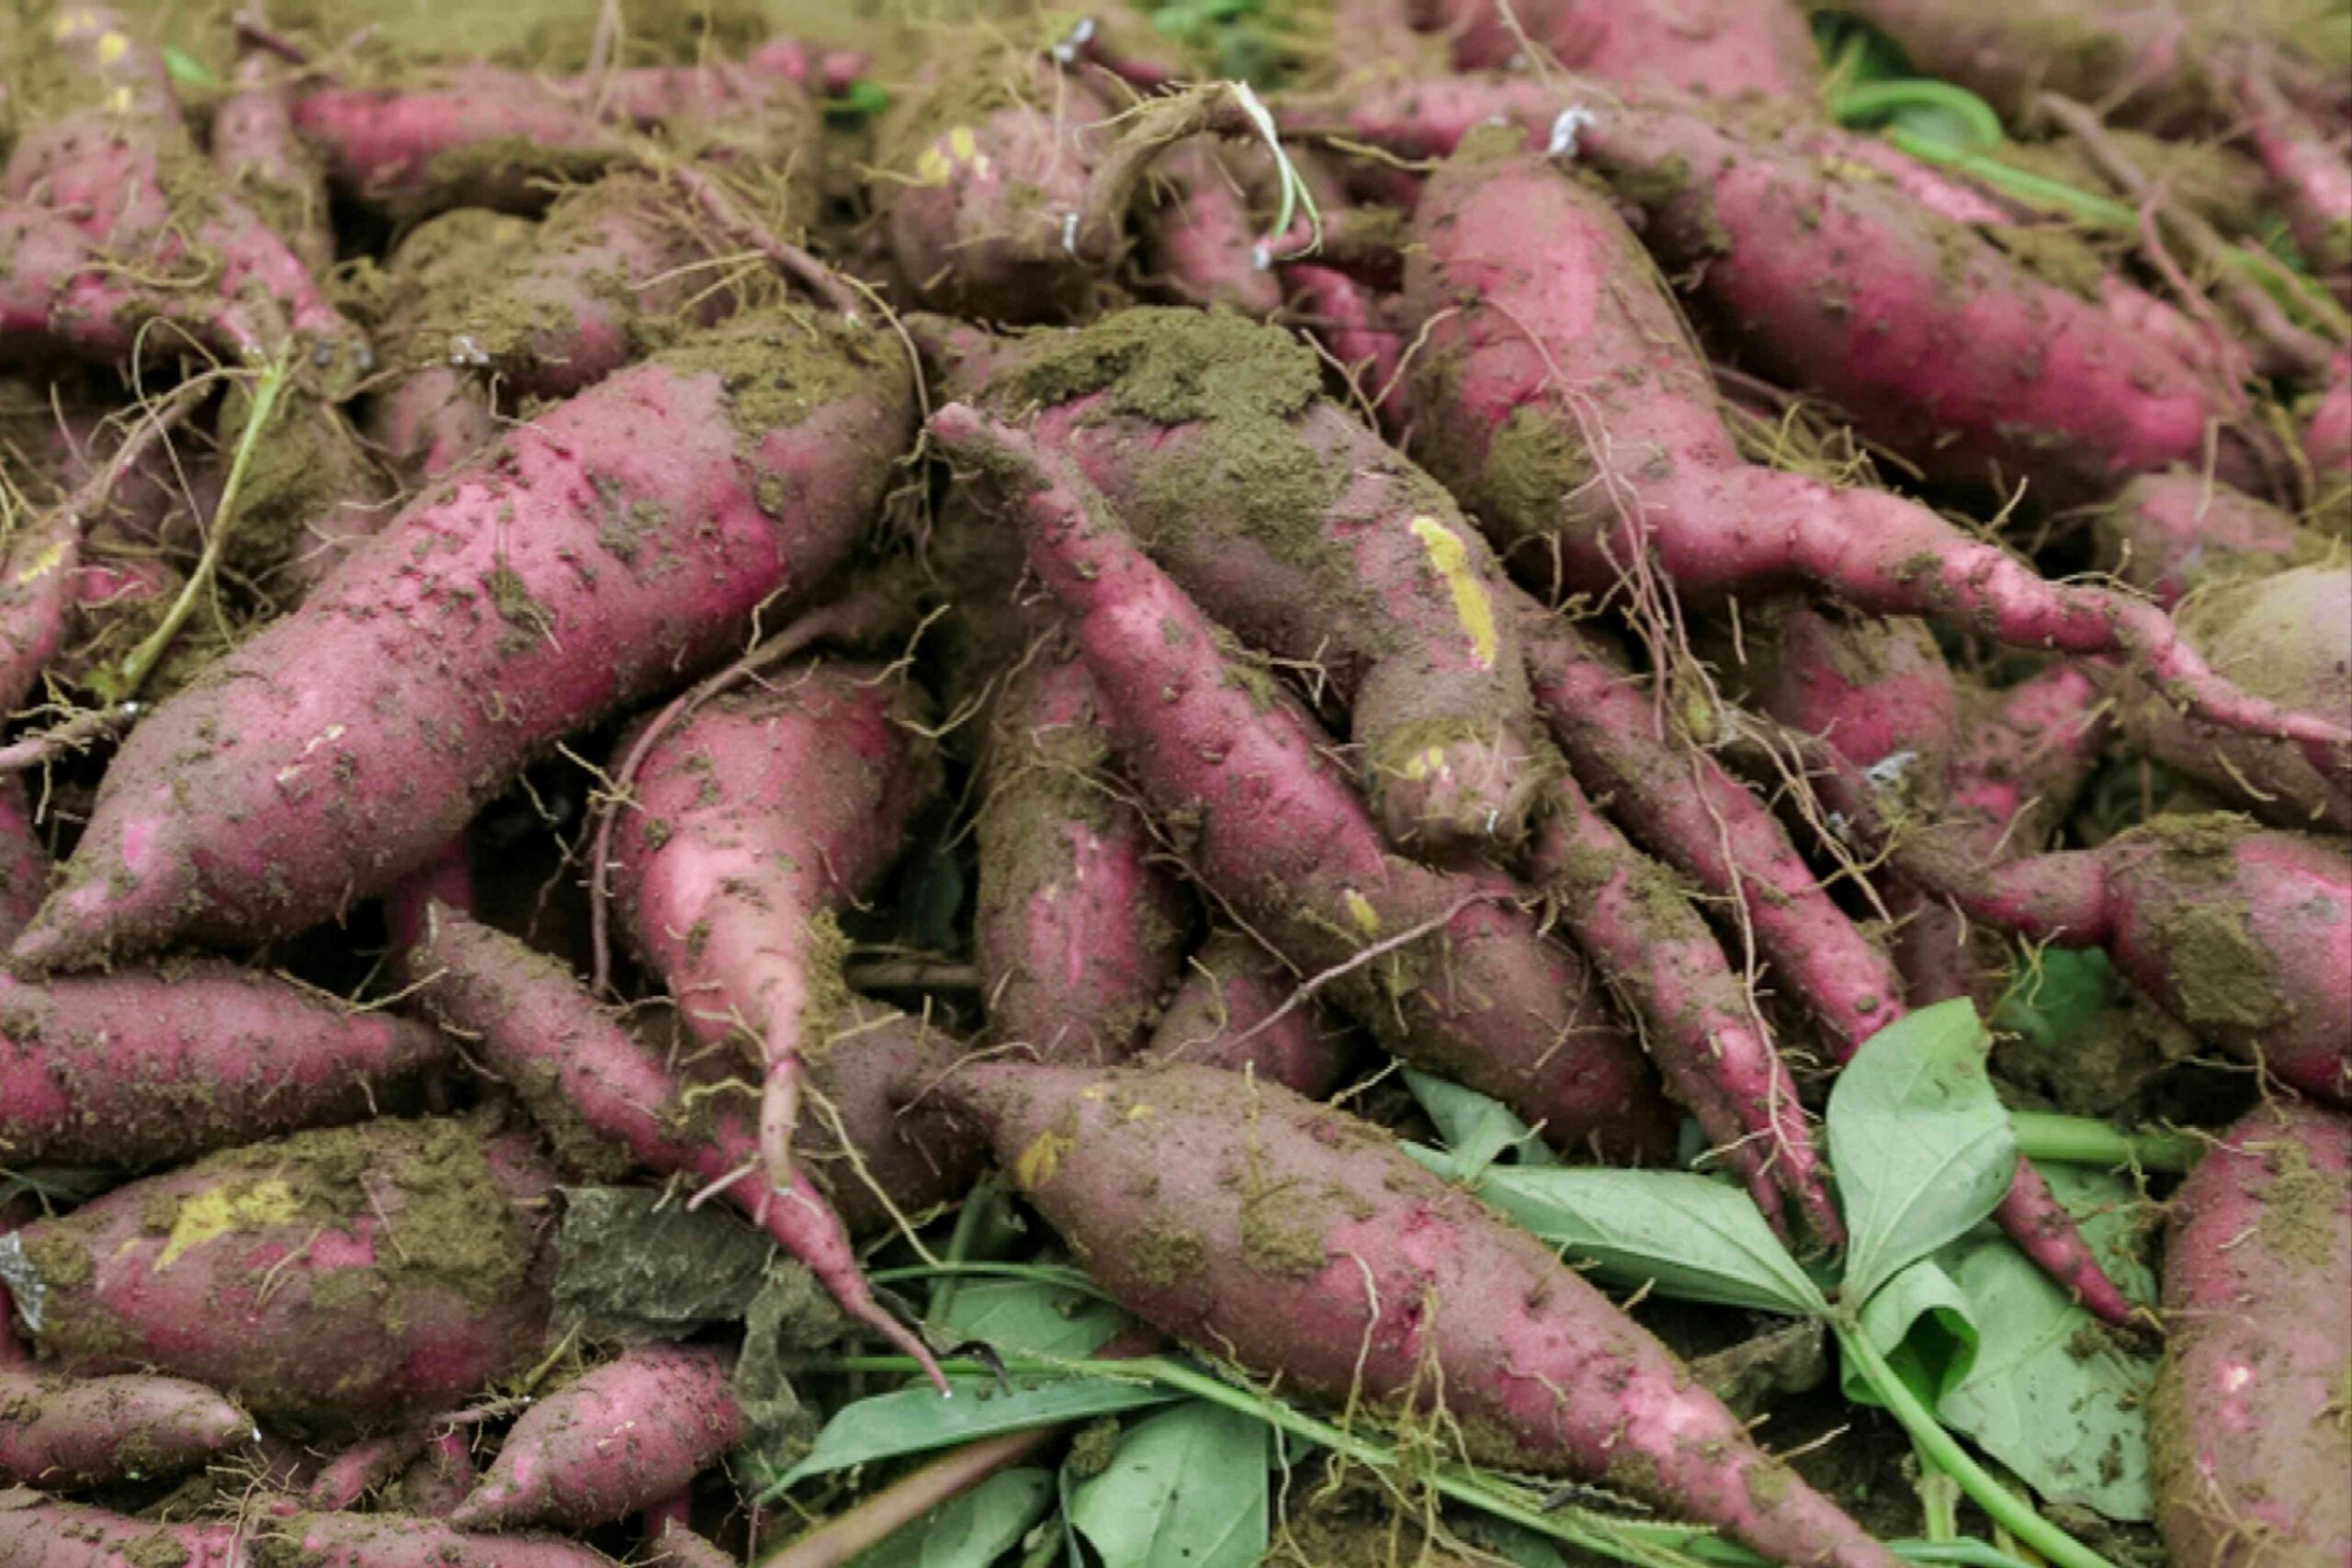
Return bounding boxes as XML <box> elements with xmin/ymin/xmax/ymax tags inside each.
<box><xmin>936</xmin><ymin>1277</ymin><xmax>1129</xmax><ymax>1360</ymax></box>
<box><xmin>766</xmin><ymin>1380</ymin><xmax>1182</xmax><ymax>1494</ymax></box>
<box><xmin>1417</xmin><ymin>1154</ymin><xmax>1824</xmax><ymax>1316</ymax></box>
<box><xmin>1404</xmin><ymin>1070</ymin><xmax>1557</xmax><ymax>1177</ymax></box>
<box><xmin>162</xmin><ymin>47</ymin><xmax>218</xmax><ymax>88</ymax></box>
<box><xmin>1937</xmin><ymin>1236</ymin><xmax>2156</xmax><ymax>1520</ymax></box>
<box><xmin>1991</xmin><ymin>948</ymin><xmax>2113</xmax><ymax>1052</ymax></box>
<box><xmin>1828</xmin><ymin>999</ymin><xmax>2018</xmax><ymax>1303</ymax></box>
<box><xmin>1068</xmin><ymin>1404</ymin><xmax>1269</xmax><ymax>1568</ymax></box>
<box><xmin>853</xmin><ymin>1467</ymin><xmax>1056</xmax><ymax>1568</ymax></box>
<box><xmin>1843</xmin><ymin>1258</ymin><xmax>1981</xmax><ymax>1409</ymax></box>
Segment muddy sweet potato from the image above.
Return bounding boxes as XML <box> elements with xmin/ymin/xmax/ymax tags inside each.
<box><xmin>1136</xmin><ymin>928</ymin><xmax>1354</xmax><ymax>1098</ymax></box>
<box><xmin>930</xmin><ymin>404</ymin><xmax>1675</xmax><ymax>1161</ymax></box>
<box><xmin>933</xmin><ymin>308</ymin><xmax>1550</xmax><ymax>858</ymax></box>
<box><xmin>976</xmin><ymin>648</ymin><xmax>1191</xmax><ymax>1066</ymax></box>
<box><xmin>0</xmin><ymin>1112</ymin><xmax>554</xmax><ymax>1427</ymax></box>
<box><xmin>449</xmin><ymin>1344</ymin><xmax>741</xmax><ymax>1530</ymax></box>
<box><xmin>0</xmin><ymin>964</ymin><xmax>448</xmax><ymax>1167</ymax></box>
<box><xmin>2149</xmin><ymin>1100</ymin><xmax>2350</xmax><ymax>1567</ymax></box>
<box><xmin>2092</xmin><ymin>472</ymin><xmax>2328</xmax><ymax>606</ymax></box>
<box><xmin>608</xmin><ymin>660</ymin><xmax>941</xmax><ymax>1185</ymax></box>
<box><xmin>0</xmin><ymin>1368</ymin><xmax>252</xmax><ymax>1485</ymax></box>
<box><xmin>940</xmin><ymin>1061</ymin><xmax>1901</xmax><ymax>1568</ymax></box>
<box><xmin>11</xmin><ymin>307</ymin><xmax>914</xmax><ymax>972</ymax></box>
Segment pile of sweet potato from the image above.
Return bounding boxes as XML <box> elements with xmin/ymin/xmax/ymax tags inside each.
<box><xmin>0</xmin><ymin>0</ymin><xmax>2345</xmax><ymax>1563</ymax></box>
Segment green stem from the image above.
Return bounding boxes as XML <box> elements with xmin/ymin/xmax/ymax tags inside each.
<box><xmin>789</xmin><ymin>1353</ymin><xmax>2029</xmax><ymax>1568</ymax></box>
<box><xmin>877</xmin><ymin>1258</ymin><xmax>1103</xmax><ymax>1296</ymax></box>
<box><xmin>913</xmin><ymin>1187</ymin><xmax>1016</xmax><ymax>1320</ymax></box>
<box><xmin>113</xmin><ymin>355</ymin><xmax>289</xmax><ymax>700</ymax></box>
<box><xmin>1831</xmin><ymin>81</ymin><xmax>2006</xmax><ymax>149</ymax></box>
<box><xmin>1911</xmin><ymin>1435</ymin><xmax>1961</xmax><ymax>1540</ymax></box>
<box><xmin>1837</xmin><ymin>1326</ymin><xmax>2117</xmax><ymax>1568</ymax></box>
<box><xmin>1884</xmin><ymin>130</ymin><xmax>2136</xmax><ymax>226</ymax></box>
<box><xmin>2010</xmin><ymin>1113</ymin><xmax>2197</xmax><ymax>1173</ymax></box>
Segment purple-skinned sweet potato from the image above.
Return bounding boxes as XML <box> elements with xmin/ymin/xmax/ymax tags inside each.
<box><xmin>0</xmin><ymin>1111</ymin><xmax>555</xmax><ymax>1428</ymax></box>
<box><xmin>1394</xmin><ymin>130</ymin><xmax>2337</xmax><ymax>764</ymax></box>
<box><xmin>212</xmin><ymin>45</ymin><xmax>334</xmax><ymax>276</ymax></box>
<box><xmin>977</xmin><ymin>647</ymin><xmax>1190</xmax><ymax>1066</ymax></box>
<box><xmin>0</xmin><ymin>784</ymin><xmax>43</xmax><ymax>947</ymax></box>
<box><xmin>2150</xmin><ymin>1100</ymin><xmax>2350</xmax><ymax>1567</ymax></box>
<box><xmin>0</xmin><ymin>964</ymin><xmax>448</xmax><ymax>1167</ymax></box>
<box><xmin>1513</xmin><ymin>602</ymin><xmax>1909</xmax><ymax>1062</ymax></box>
<box><xmin>1912</xmin><ymin>815</ymin><xmax>2352</xmax><ymax>1104</ymax></box>
<box><xmin>0</xmin><ymin>1497</ymin><xmax>625</xmax><ymax>1566</ymax></box>
<box><xmin>1526</xmin><ymin>763</ymin><xmax>1841</xmax><ymax>1245</ymax></box>
<box><xmin>2092</xmin><ymin>471</ymin><xmax>2327</xmax><ymax>606</ymax></box>
<box><xmin>289</xmin><ymin>46</ymin><xmax>816</xmax><ymax>220</ymax></box>
<box><xmin>10</xmin><ymin>306</ymin><xmax>914</xmax><ymax>973</ymax></box>
<box><xmin>0</xmin><ymin>1367</ymin><xmax>252</xmax><ymax>1484</ymax></box>
<box><xmin>933</xmin><ymin>308</ymin><xmax>1550</xmax><ymax>859</ymax></box>
<box><xmin>2114</xmin><ymin>565</ymin><xmax>2352</xmax><ymax>831</ymax></box>
<box><xmin>449</xmin><ymin>1343</ymin><xmax>741</xmax><ymax>1530</ymax></box>
<box><xmin>1136</xmin><ymin>928</ymin><xmax>1354</xmax><ymax>1098</ymax></box>
<box><xmin>1305</xmin><ymin>83</ymin><xmax>2267</xmax><ymax>505</ymax></box>
<box><xmin>1420</xmin><ymin>0</ymin><xmax>1819</xmax><ymax>98</ymax></box>
<box><xmin>939</xmin><ymin>1060</ymin><xmax>1901</xmax><ymax>1568</ymax></box>
<box><xmin>1141</xmin><ymin>140</ymin><xmax>1285</xmax><ymax>316</ymax></box>
<box><xmin>408</xmin><ymin>905</ymin><xmax>971</xmax><ymax>1384</ymax></box>
<box><xmin>609</xmin><ymin>660</ymin><xmax>942</xmax><ymax>1185</ymax></box>
<box><xmin>1747</xmin><ymin>608</ymin><xmax>2134</xmax><ymax>1323</ymax></box>
<box><xmin>929</xmin><ymin>404</ymin><xmax>1675</xmax><ymax>1163</ymax></box>
<box><xmin>5</xmin><ymin>6</ymin><xmax>366</xmax><ymax>382</ymax></box>
<box><xmin>875</xmin><ymin>54</ymin><xmax>1270</xmax><ymax>321</ymax></box>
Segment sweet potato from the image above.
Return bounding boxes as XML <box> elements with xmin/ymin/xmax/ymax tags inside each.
<box><xmin>1282</xmin><ymin>263</ymin><xmax>1412</xmax><ymax>434</ymax></box>
<box><xmin>400</xmin><ymin>1428</ymin><xmax>475</xmax><ymax>1517</ymax></box>
<box><xmin>2093</xmin><ymin>472</ymin><xmax>2328</xmax><ymax>606</ymax></box>
<box><xmin>0</xmin><ymin>1498</ymin><xmax>625</xmax><ymax>1566</ymax></box>
<box><xmin>10</xmin><ymin>306</ymin><xmax>914</xmax><ymax>971</ymax></box>
<box><xmin>1142</xmin><ymin>140</ymin><xmax>1285</xmax><ymax>316</ymax></box>
<box><xmin>1913</xmin><ymin>815</ymin><xmax>2352</xmax><ymax>1104</ymax></box>
<box><xmin>934</xmin><ymin>308</ymin><xmax>1550</xmax><ymax>858</ymax></box>
<box><xmin>1815</xmin><ymin>0</ymin><xmax>2204</xmax><ymax>126</ymax></box>
<box><xmin>930</xmin><ymin>404</ymin><xmax>1675</xmax><ymax>1162</ymax></box>
<box><xmin>977</xmin><ymin>647</ymin><xmax>1190</xmax><ymax>1066</ymax></box>
<box><xmin>1512</xmin><ymin>602</ymin><xmax>1909</xmax><ymax>1061</ymax></box>
<box><xmin>2233</xmin><ymin>63</ymin><xmax>2352</xmax><ymax>297</ymax></box>
<box><xmin>1136</xmin><ymin>928</ymin><xmax>1354</xmax><ymax>1099</ymax></box>
<box><xmin>609</xmin><ymin>660</ymin><xmax>941</xmax><ymax>1183</ymax></box>
<box><xmin>2149</xmin><ymin>1101</ymin><xmax>2350</xmax><ymax>1567</ymax></box>
<box><xmin>0</xmin><ymin>1367</ymin><xmax>251</xmax><ymax>1484</ymax></box>
<box><xmin>0</xmin><ymin>964</ymin><xmax>448</xmax><ymax>1167</ymax></box>
<box><xmin>1306</xmin><ymin>84</ymin><xmax>2266</xmax><ymax>504</ymax></box>
<box><xmin>1526</xmin><ymin>762</ymin><xmax>1841</xmax><ymax>1245</ymax></box>
<box><xmin>1747</xmin><ymin>608</ymin><xmax>2134</xmax><ymax>1322</ymax></box>
<box><xmin>5</xmin><ymin>6</ymin><xmax>365</xmax><ymax>380</ymax></box>
<box><xmin>0</xmin><ymin>1111</ymin><xmax>555</xmax><ymax>1427</ymax></box>
<box><xmin>0</xmin><ymin>784</ymin><xmax>42</xmax><ymax>946</ymax></box>
<box><xmin>940</xmin><ymin>1060</ymin><xmax>1901</xmax><ymax>1568</ymax></box>
<box><xmin>1396</xmin><ymin>131</ymin><xmax>2338</xmax><ymax>765</ymax></box>
<box><xmin>876</xmin><ymin>52</ymin><xmax>1274</xmax><ymax>321</ymax></box>
<box><xmin>2114</xmin><ymin>566</ymin><xmax>2352</xmax><ymax>831</ymax></box>
<box><xmin>450</xmin><ymin>1343</ymin><xmax>741</xmax><ymax>1530</ymax></box>
<box><xmin>409</xmin><ymin>905</ymin><xmax>970</xmax><ymax>1382</ymax></box>
<box><xmin>289</xmin><ymin>48</ymin><xmax>815</xmax><ymax>219</ymax></box>
<box><xmin>1419</xmin><ymin>0</ymin><xmax>1818</xmax><ymax>98</ymax></box>
<box><xmin>212</xmin><ymin>45</ymin><xmax>333</xmax><ymax>276</ymax></box>
<box><xmin>2307</xmin><ymin>355</ymin><xmax>2351</xmax><ymax>534</ymax></box>
<box><xmin>359</xmin><ymin>209</ymin><xmax>530</xmax><ymax>488</ymax></box>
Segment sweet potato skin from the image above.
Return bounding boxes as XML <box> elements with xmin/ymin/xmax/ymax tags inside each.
<box><xmin>450</xmin><ymin>1344</ymin><xmax>741</xmax><ymax>1529</ymax></box>
<box><xmin>947</xmin><ymin>1062</ymin><xmax>1899</xmax><ymax>1568</ymax></box>
<box><xmin>944</xmin><ymin>310</ymin><xmax>1548</xmax><ymax>858</ymax></box>
<box><xmin>0</xmin><ymin>965</ymin><xmax>448</xmax><ymax>1168</ymax></box>
<box><xmin>0</xmin><ymin>1499</ymin><xmax>626</xmax><ymax>1566</ymax></box>
<box><xmin>12</xmin><ymin>310</ymin><xmax>913</xmax><ymax>971</ymax></box>
<box><xmin>977</xmin><ymin>649</ymin><xmax>1190</xmax><ymax>1065</ymax></box>
<box><xmin>0</xmin><ymin>784</ymin><xmax>43</xmax><ymax>947</ymax></box>
<box><xmin>932</xmin><ymin>405</ymin><xmax>1673</xmax><ymax>1161</ymax></box>
<box><xmin>0</xmin><ymin>1113</ymin><xmax>554</xmax><ymax>1428</ymax></box>
<box><xmin>1136</xmin><ymin>928</ymin><xmax>1354</xmax><ymax>1098</ymax></box>
<box><xmin>2092</xmin><ymin>473</ymin><xmax>2324</xmax><ymax>606</ymax></box>
<box><xmin>2150</xmin><ymin>1102</ymin><xmax>2351</xmax><ymax>1568</ymax></box>
<box><xmin>0</xmin><ymin>1368</ymin><xmax>252</xmax><ymax>1484</ymax></box>
<box><xmin>1430</xmin><ymin>0</ymin><xmax>1818</xmax><ymax>98</ymax></box>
